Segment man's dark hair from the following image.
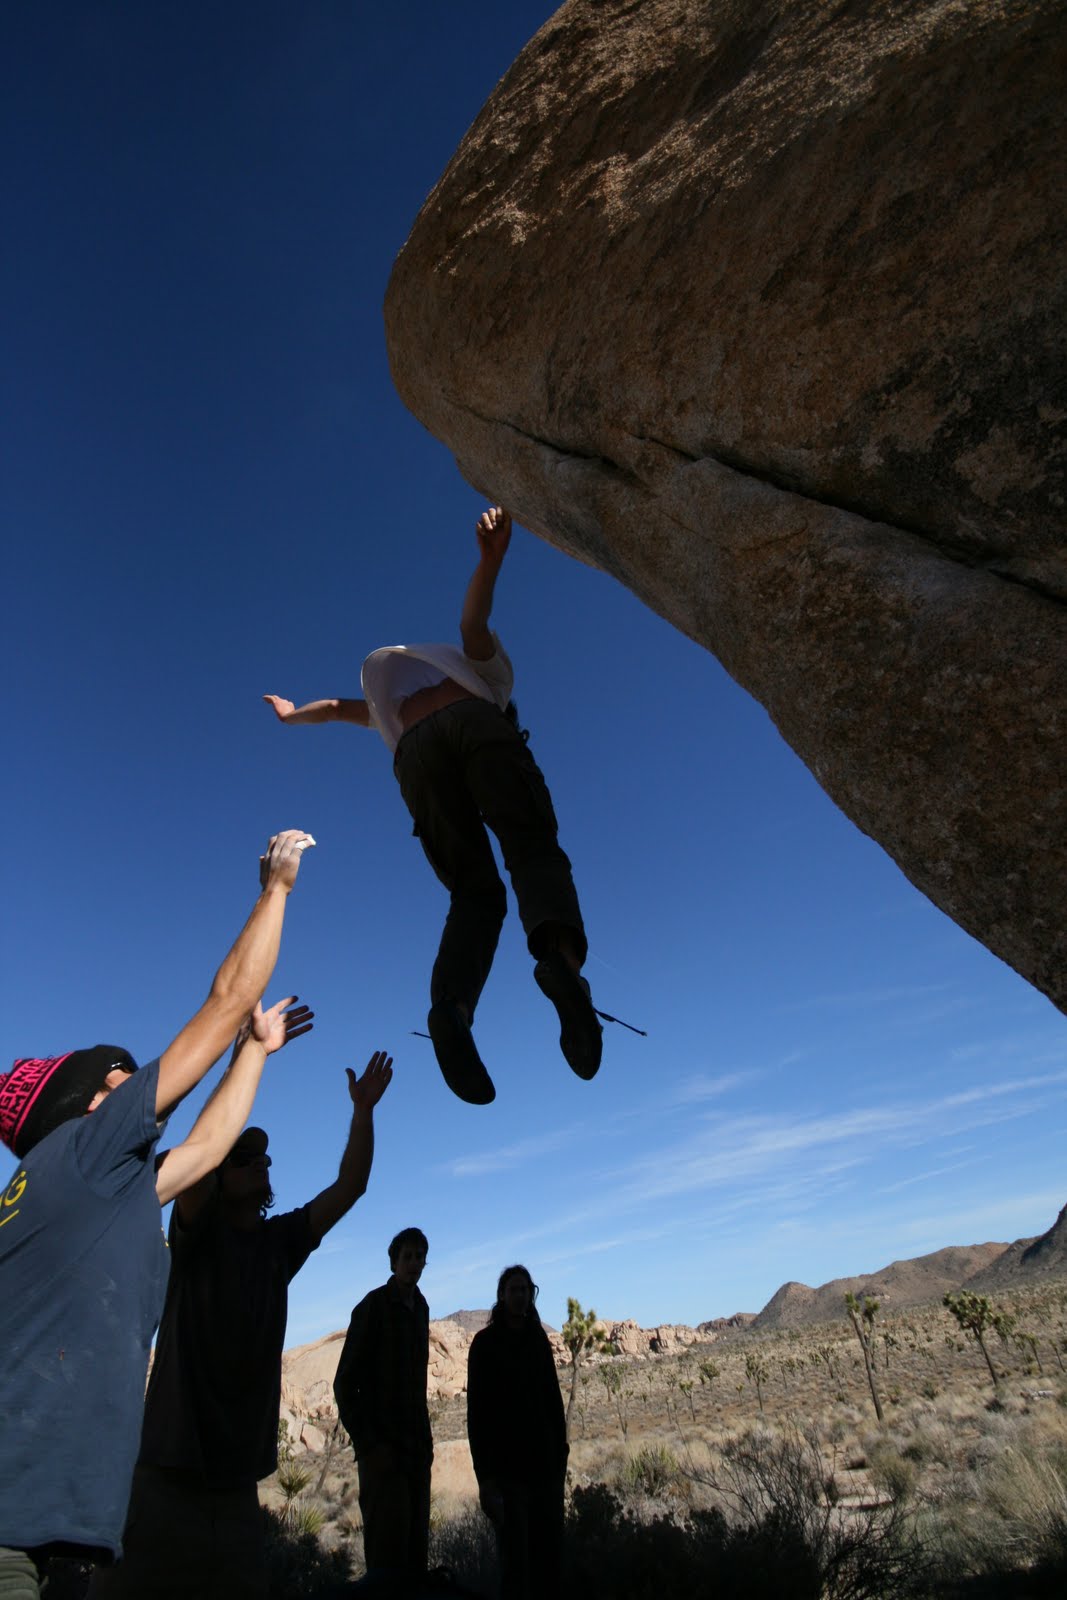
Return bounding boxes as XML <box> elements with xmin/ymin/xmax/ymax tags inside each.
<box><xmin>388</xmin><ymin>1226</ymin><xmax>428</xmax><ymax>1268</ymax></box>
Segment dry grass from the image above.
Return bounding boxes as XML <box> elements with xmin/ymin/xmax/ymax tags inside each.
<box><xmin>264</xmin><ymin>1280</ymin><xmax>1067</xmax><ymax>1596</ymax></box>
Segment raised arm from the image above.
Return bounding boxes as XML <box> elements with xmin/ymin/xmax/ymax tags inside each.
<box><xmin>306</xmin><ymin>1050</ymin><xmax>393</xmax><ymax>1244</ymax></box>
<box><xmin>156</xmin><ymin>995</ymin><xmax>313</xmax><ymax>1208</ymax></box>
<box><xmin>460</xmin><ymin>505</ymin><xmax>512</xmax><ymax>661</ymax></box>
<box><xmin>154</xmin><ymin>829</ymin><xmax>313</xmax><ymax>1119</ymax></box>
<box><xmin>263</xmin><ymin>694</ymin><xmax>370</xmax><ymax>726</ymax></box>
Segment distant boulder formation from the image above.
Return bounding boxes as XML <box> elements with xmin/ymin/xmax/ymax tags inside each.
<box><xmin>600</xmin><ymin>1317</ymin><xmax>702</xmax><ymax>1356</ymax></box>
<box><xmin>386</xmin><ymin>0</ymin><xmax>1067</xmax><ymax>1010</ymax></box>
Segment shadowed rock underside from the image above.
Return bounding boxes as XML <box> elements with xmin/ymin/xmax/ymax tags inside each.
<box><xmin>385</xmin><ymin>0</ymin><xmax>1067</xmax><ymax>1010</ymax></box>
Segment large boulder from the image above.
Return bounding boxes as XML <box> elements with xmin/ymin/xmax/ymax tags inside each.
<box><xmin>386</xmin><ymin>0</ymin><xmax>1067</xmax><ymax>1009</ymax></box>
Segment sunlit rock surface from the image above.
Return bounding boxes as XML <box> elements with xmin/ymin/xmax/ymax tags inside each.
<box><xmin>385</xmin><ymin>0</ymin><xmax>1067</xmax><ymax>1010</ymax></box>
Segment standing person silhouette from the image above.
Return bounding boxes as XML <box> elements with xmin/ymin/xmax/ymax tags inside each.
<box><xmin>467</xmin><ymin>1265</ymin><xmax>568</xmax><ymax>1600</ymax></box>
<box><xmin>333</xmin><ymin>1227</ymin><xmax>433</xmax><ymax>1590</ymax></box>
<box><xmin>265</xmin><ymin>506</ymin><xmax>601</xmax><ymax>1105</ymax></box>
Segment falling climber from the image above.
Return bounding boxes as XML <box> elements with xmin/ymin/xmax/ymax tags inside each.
<box><xmin>264</xmin><ymin>505</ymin><xmax>601</xmax><ymax>1105</ymax></box>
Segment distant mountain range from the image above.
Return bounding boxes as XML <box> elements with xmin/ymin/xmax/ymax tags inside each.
<box><xmin>441</xmin><ymin>1202</ymin><xmax>1067</xmax><ymax>1339</ymax></box>
<box><xmin>741</xmin><ymin>1201</ymin><xmax>1067</xmax><ymax>1331</ymax></box>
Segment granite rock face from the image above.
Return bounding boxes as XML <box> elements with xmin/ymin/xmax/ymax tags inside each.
<box><xmin>386</xmin><ymin>0</ymin><xmax>1067</xmax><ymax>1009</ymax></box>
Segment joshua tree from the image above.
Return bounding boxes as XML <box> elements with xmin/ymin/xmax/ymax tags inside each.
<box><xmin>1014</xmin><ymin>1329</ymin><xmax>1043</xmax><ymax>1375</ymax></box>
<box><xmin>811</xmin><ymin>1343</ymin><xmax>838</xmax><ymax>1380</ymax></box>
<box><xmin>844</xmin><ymin>1293</ymin><xmax>884</xmax><ymax>1423</ymax></box>
<box><xmin>664</xmin><ymin>1367</ymin><xmax>679</xmax><ymax>1424</ymax></box>
<box><xmin>698</xmin><ymin>1358</ymin><xmax>720</xmax><ymax>1413</ymax></box>
<box><xmin>576</xmin><ymin>1372</ymin><xmax>591</xmax><ymax>1437</ymax></box>
<box><xmin>313</xmin><ymin>1416</ymin><xmax>347</xmax><ymax>1495</ymax></box>
<box><xmin>943</xmin><ymin>1291</ymin><xmax>1004</xmax><ymax>1391</ymax></box>
<box><xmin>745</xmin><ymin>1351</ymin><xmax>769</xmax><ymax>1414</ymax></box>
<box><xmin>562</xmin><ymin>1297</ymin><xmax>611</xmax><ymax>1440</ymax></box>
<box><xmin>598</xmin><ymin>1360</ymin><xmax>632</xmax><ymax>1439</ymax></box>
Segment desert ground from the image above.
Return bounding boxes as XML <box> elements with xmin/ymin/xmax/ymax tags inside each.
<box><xmin>259</xmin><ymin>1279</ymin><xmax>1067</xmax><ymax>1596</ymax></box>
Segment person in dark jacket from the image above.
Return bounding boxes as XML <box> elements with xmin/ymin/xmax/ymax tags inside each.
<box><xmin>334</xmin><ymin>1227</ymin><xmax>432</xmax><ymax>1588</ymax></box>
<box><xmin>466</xmin><ymin>1265</ymin><xmax>568</xmax><ymax>1599</ymax></box>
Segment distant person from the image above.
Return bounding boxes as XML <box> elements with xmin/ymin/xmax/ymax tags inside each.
<box><xmin>264</xmin><ymin>504</ymin><xmax>601</xmax><ymax>1105</ymax></box>
<box><xmin>89</xmin><ymin>1049</ymin><xmax>393</xmax><ymax>1600</ymax></box>
<box><xmin>334</xmin><ymin>1227</ymin><xmax>433</xmax><ymax>1588</ymax></box>
<box><xmin>466</xmin><ymin>1265</ymin><xmax>568</xmax><ymax>1600</ymax></box>
<box><xmin>0</xmin><ymin>828</ymin><xmax>314</xmax><ymax>1600</ymax></box>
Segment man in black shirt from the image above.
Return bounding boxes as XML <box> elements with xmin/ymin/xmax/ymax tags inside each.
<box><xmin>90</xmin><ymin>1049</ymin><xmax>392</xmax><ymax>1600</ymax></box>
<box><xmin>334</xmin><ymin>1227</ymin><xmax>432</xmax><ymax>1588</ymax></box>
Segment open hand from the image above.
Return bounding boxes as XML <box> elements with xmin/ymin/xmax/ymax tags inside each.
<box><xmin>475</xmin><ymin>505</ymin><xmax>511</xmax><ymax>568</ymax></box>
<box><xmin>263</xmin><ymin>694</ymin><xmax>296</xmax><ymax>722</ymax></box>
<box><xmin>346</xmin><ymin>1050</ymin><xmax>393</xmax><ymax>1110</ymax></box>
<box><xmin>251</xmin><ymin>996</ymin><xmax>315</xmax><ymax>1056</ymax></box>
<box><xmin>259</xmin><ymin>828</ymin><xmax>315</xmax><ymax>892</ymax></box>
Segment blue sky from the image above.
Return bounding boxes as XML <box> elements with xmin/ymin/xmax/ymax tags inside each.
<box><xmin>4</xmin><ymin>2</ymin><xmax>1063</xmax><ymax>1343</ymax></box>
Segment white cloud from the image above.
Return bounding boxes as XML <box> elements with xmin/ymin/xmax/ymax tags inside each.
<box><xmin>877</xmin><ymin>1159</ymin><xmax>978</xmax><ymax>1195</ymax></box>
<box><xmin>411</xmin><ymin>1067</ymin><xmax>1067</xmax><ymax>1316</ymax></box>
<box><xmin>440</xmin><ymin>1124</ymin><xmax>586</xmax><ymax>1178</ymax></box>
<box><xmin>672</xmin><ymin>1071</ymin><xmax>750</xmax><ymax>1103</ymax></box>
<box><xmin>778</xmin><ymin>982</ymin><xmax>956</xmax><ymax>1014</ymax></box>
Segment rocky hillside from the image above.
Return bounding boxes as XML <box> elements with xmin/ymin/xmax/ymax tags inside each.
<box><xmin>441</xmin><ymin>1309</ymin><xmax>491</xmax><ymax>1337</ymax></box>
<box><xmin>384</xmin><ymin>0</ymin><xmax>1067</xmax><ymax>1011</ymax></box>
<box><xmin>751</xmin><ymin>1243</ymin><xmax>1009</xmax><ymax>1332</ymax></box>
<box><xmin>697</xmin><ymin>1313</ymin><xmax>758</xmax><ymax>1335</ymax></box>
<box><xmin>964</xmin><ymin>1202</ymin><xmax>1067</xmax><ymax>1292</ymax></box>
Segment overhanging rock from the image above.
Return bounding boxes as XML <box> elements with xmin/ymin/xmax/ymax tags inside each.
<box><xmin>385</xmin><ymin>0</ymin><xmax>1067</xmax><ymax>1010</ymax></box>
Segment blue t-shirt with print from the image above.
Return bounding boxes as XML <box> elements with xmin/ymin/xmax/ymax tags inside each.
<box><xmin>0</xmin><ymin>1059</ymin><xmax>168</xmax><ymax>1558</ymax></box>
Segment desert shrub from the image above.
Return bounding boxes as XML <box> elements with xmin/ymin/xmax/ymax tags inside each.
<box><xmin>564</xmin><ymin>1482</ymin><xmax>733</xmax><ymax>1600</ymax></box>
<box><xmin>278</xmin><ymin>1457</ymin><xmax>312</xmax><ymax>1498</ymax></box>
<box><xmin>262</xmin><ymin>1503</ymin><xmax>352</xmax><ymax>1597</ymax></box>
<box><xmin>977</xmin><ymin>1442</ymin><xmax>1067</xmax><ymax>1572</ymax></box>
<box><xmin>428</xmin><ymin>1504</ymin><xmax>498</xmax><ymax>1593</ymax></box>
<box><xmin>695</xmin><ymin>1428</ymin><xmax>923</xmax><ymax>1599</ymax></box>
<box><xmin>909</xmin><ymin>1419</ymin><xmax>960</xmax><ymax>1469</ymax></box>
<box><xmin>562</xmin><ymin>1437</ymin><xmax>923</xmax><ymax>1600</ymax></box>
<box><xmin>867</xmin><ymin>1444</ymin><xmax>920</xmax><ymax>1506</ymax></box>
<box><xmin>288</xmin><ymin>1500</ymin><xmax>327</xmax><ymax>1537</ymax></box>
<box><xmin>622</xmin><ymin>1444</ymin><xmax>680</xmax><ymax>1497</ymax></box>
<box><xmin>924</xmin><ymin>1424</ymin><xmax>1067</xmax><ymax>1596</ymax></box>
